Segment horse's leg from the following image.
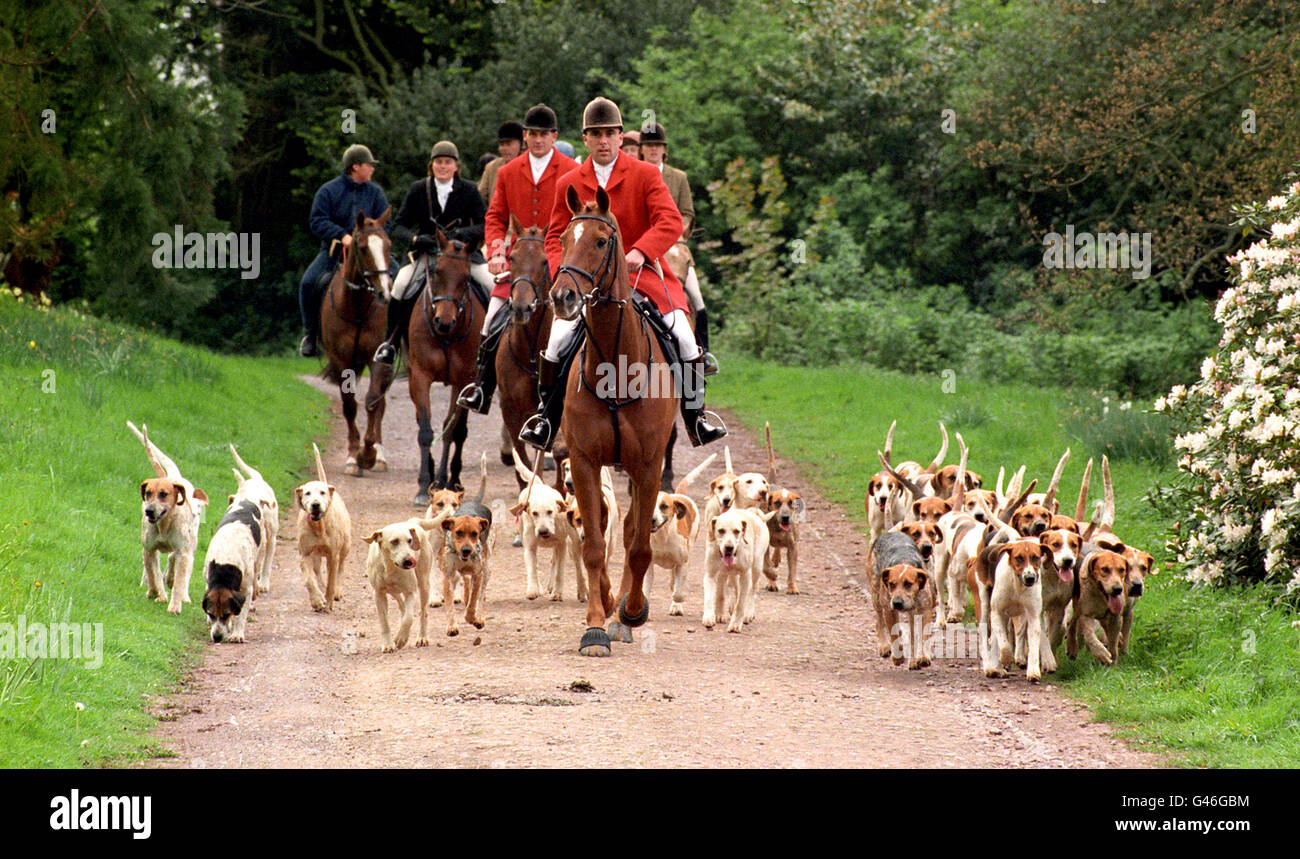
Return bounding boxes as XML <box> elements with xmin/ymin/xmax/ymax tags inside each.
<box><xmin>618</xmin><ymin>468</ymin><xmax>658</xmax><ymax>628</ymax></box>
<box><xmin>573</xmin><ymin>455</ymin><xmax>613</xmax><ymax>656</ymax></box>
<box><xmin>341</xmin><ymin>377</ymin><xmax>362</xmax><ymax>476</ymax></box>
<box><xmin>410</xmin><ymin>366</ymin><xmax>435</xmax><ymax>506</ymax></box>
<box><xmin>364</xmin><ymin>361</ymin><xmax>388</xmax><ymax>472</ymax></box>
<box><xmin>434</xmin><ymin>389</ymin><xmax>455</xmax><ymax>491</ymax></box>
<box><xmin>661</xmin><ymin>425</ymin><xmax>677</xmax><ymax>492</ymax></box>
<box><xmin>447</xmin><ymin>391</ymin><xmax>469</xmax><ymax>492</ymax></box>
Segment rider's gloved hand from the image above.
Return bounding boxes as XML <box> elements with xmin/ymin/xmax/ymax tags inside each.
<box><xmin>411</xmin><ymin>234</ymin><xmax>438</xmax><ymax>255</ymax></box>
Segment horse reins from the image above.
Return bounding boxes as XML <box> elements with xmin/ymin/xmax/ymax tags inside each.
<box><xmin>507</xmin><ymin>234</ymin><xmax>548</xmax><ymax>378</ymax></box>
<box><xmin>331</xmin><ymin>224</ymin><xmax>390</xmax><ymax>375</ymax></box>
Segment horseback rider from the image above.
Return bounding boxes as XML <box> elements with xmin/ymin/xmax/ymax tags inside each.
<box><xmin>620</xmin><ymin>129</ymin><xmax>641</xmax><ymax>159</ymax></box>
<box><xmin>298</xmin><ymin>144</ymin><xmax>395</xmax><ymax>357</ymax></box>
<box><xmin>517</xmin><ymin>96</ymin><xmax>727</xmax><ymax>452</ymax></box>
<box><xmin>456</xmin><ymin>103</ymin><xmax>578</xmax><ymax>415</ymax></box>
<box><xmin>370</xmin><ymin>140</ymin><xmax>492</xmax><ymax>396</ymax></box>
<box><xmin>639</xmin><ymin>121</ymin><xmax>717</xmax><ymax>374</ymax></box>
<box><xmin>478</xmin><ymin>120</ymin><xmax>525</xmax><ymax>209</ymax></box>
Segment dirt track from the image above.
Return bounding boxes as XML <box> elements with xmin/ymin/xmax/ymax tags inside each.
<box><xmin>148</xmin><ymin>374</ymin><xmax>1160</xmax><ymax>768</ymax></box>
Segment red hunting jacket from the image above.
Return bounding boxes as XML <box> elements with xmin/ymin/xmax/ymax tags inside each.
<box><xmin>484</xmin><ymin>148</ymin><xmax>578</xmax><ymax>299</ymax></box>
<box><xmin>546</xmin><ymin>152</ymin><xmax>687</xmax><ymax>315</ymax></box>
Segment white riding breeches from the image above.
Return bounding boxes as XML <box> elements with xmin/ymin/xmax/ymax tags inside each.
<box><xmin>392</xmin><ymin>257</ymin><xmax>494</xmax><ymax>302</ymax></box>
<box><xmin>543</xmin><ymin>308</ymin><xmax>700</xmax><ymax>363</ymax></box>
<box><xmin>683</xmin><ymin>265</ymin><xmax>705</xmax><ymax>312</ymax></box>
<box><xmin>481</xmin><ymin>296</ymin><xmax>508</xmax><ymax>334</ymax></box>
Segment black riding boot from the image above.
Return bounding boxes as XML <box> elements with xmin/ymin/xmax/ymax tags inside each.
<box><xmin>518</xmin><ymin>355</ymin><xmax>568</xmax><ymax>452</ymax></box>
<box><xmin>374</xmin><ymin>295</ymin><xmax>413</xmax><ymax>366</ymax></box>
<box><xmin>694</xmin><ymin>307</ymin><xmax>719</xmax><ymax>376</ymax></box>
<box><xmin>679</xmin><ymin>356</ymin><xmax>727</xmax><ymax>447</ymax></box>
<box><xmin>457</xmin><ymin>308</ymin><xmax>510</xmax><ymax>414</ymax></box>
<box><xmin>300</xmin><ymin>285</ymin><xmax>324</xmax><ymax>357</ymax></box>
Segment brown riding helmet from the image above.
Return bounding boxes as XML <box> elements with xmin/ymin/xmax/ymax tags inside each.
<box><xmin>522</xmin><ymin>104</ymin><xmax>558</xmax><ymax>132</ymax></box>
<box><xmin>639</xmin><ymin>122</ymin><xmax>666</xmax><ymax>145</ymax></box>
<box><xmin>582</xmin><ymin>97</ymin><xmax>623</xmax><ymax>131</ymax></box>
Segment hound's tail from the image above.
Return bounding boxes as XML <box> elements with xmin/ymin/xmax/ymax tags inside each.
<box><xmin>723</xmin><ymin>445</ymin><xmax>733</xmax><ymax>475</ymax></box>
<box><xmin>229</xmin><ymin>444</ymin><xmax>264</xmax><ymax>482</ymax></box>
<box><xmin>312</xmin><ymin>442</ymin><xmax>329</xmax><ymax>484</ymax></box>
<box><xmin>765</xmin><ymin>422</ymin><xmax>778</xmax><ymax>483</ymax></box>
<box><xmin>674</xmin><ymin>452</ymin><xmax>717</xmax><ymax>496</ymax></box>
<box><xmin>1074</xmin><ymin>458</ymin><xmax>1094</xmax><ymax>523</ymax></box>
<box><xmin>126</xmin><ymin>420</ymin><xmax>174</xmax><ymax>479</ymax></box>
<box><xmin>469</xmin><ymin>451</ymin><xmax>488</xmax><ymax>504</ymax></box>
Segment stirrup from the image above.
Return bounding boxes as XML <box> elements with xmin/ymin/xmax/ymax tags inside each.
<box><xmin>685</xmin><ymin>410</ymin><xmax>728</xmax><ymax>447</ymax></box>
<box><xmin>299</xmin><ymin>333</ymin><xmax>319</xmax><ymax>358</ymax></box>
<box><xmin>700</xmin><ymin>350</ymin><xmax>720</xmax><ymax>376</ymax></box>
<box><xmin>456</xmin><ymin>383</ymin><xmax>489</xmax><ymax>415</ymax></box>
<box><xmin>374</xmin><ymin>341</ymin><xmax>396</xmax><ymax>365</ymax></box>
<box><xmin>518</xmin><ymin>414</ymin><xmax>555</xmax><ymax>452</ymax></box>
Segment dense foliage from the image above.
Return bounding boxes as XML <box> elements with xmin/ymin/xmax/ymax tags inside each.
<box><xmin>3</xmin><ymin>0</ymin><xmax>1297</xmax><ymax>390</ymax></box>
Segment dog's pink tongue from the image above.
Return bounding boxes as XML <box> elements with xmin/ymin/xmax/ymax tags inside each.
<box><xmin>1059</xmin><ymin>567</ymin><xmax>1073</xmax><ymax>583</ymax></box>
<box><xmin>1107</xmin><ymin>594</ymin><xmax>1124</xmax><ymax>615</ymax></box>
<box><xmin>780</xmin><ymin>521</ymin><xmax>791</xmax><ymax>531</ymax></box>
<box><xmin>723</xmin><ymin>554</ymin><xmax>735</xmax><ymax>568</ymax></box>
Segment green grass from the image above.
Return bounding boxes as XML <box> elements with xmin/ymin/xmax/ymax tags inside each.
<box><xmin>710</xmin><ymin>355</ymin><xmax>1300</xmax><ymax>768</ymax></box>
<box><xmin>0</xmin><ymin>292</ymin><xmax>329</xmax><ymax>767</ymax></box>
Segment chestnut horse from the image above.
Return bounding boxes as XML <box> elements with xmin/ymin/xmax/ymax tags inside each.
<box><xmin>407</xmin><ymin>226</ymin><xmax>483</xmax><ymax>505</ymax></box>
<box><xmin>497</xmin><ymin>218</ymin><xmax>557</xmax><ymax>487</ymax></box>
<box><xmin>320</xmin><ymin>208</ymin><xmax>393</xmax><ymax>476</ymax></box>
<box><xmin>551</xmin><ymin>186</ymin><xmax>678</xmax><ymax>657</ymax></box>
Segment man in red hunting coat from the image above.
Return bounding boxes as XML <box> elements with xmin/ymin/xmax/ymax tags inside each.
<box><xmin>517</xmin><ymin>96</ymin><xmax>726</xmax><ymax>452</ymax></box>
<box><xmin>457</xmin><ymin>103</ymin><xmax>578</xmax><ymax>414</ymax></box>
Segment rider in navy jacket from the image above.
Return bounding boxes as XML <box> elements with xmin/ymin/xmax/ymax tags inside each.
<box><xmin>298</xmin><ymin>144</ymin><xmax>395</xmax><ymax>357</ymax></box>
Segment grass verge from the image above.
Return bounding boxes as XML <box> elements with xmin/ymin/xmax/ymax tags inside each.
<box><xmin>709</xmin><ymin>355</ymin><xmax>1300</xmax><ymax>768</ymax></box>
<box><xmin>0</xmin><ymin>292</ymin><xmax>329</xmax><ymax>767</ymax></box>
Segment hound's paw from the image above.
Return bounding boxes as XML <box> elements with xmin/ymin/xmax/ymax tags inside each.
<box><xmin>908</xmin><ymin>657</ymin><xmax>931</xmax><ymax>670</ymax></box>
<box><xmin>983</xmin><ymin>666</ymin><xmax>1005</xmax><ymax>678</ymax></box>
<box><xmin>946</xmin><ymin>611</ymin><xmax>964</xmax><ymax>625</ymax></box>
<box><xmin>415</xmin><ymin>637</ymin><xmax>429</xmax><ymax>647</ymax></box>
<box><xmin>892</xmin><ymin>654</ymin><xmax>906</xmax><ymax>666</ymax></box>
<box><xmin>764</xmin><ymin>582</ymin><xmax>779</xmax><ymax>592</ymax></box>
<box><xmin>525</xmin><ymin>588</ymin><xmax>540</xmax><ymax>601</ymax></box>
<box><xmin>446</xmin><ymin>627</ymin><xmax>459</xmax><ymax>637</ymax></box>
<box><xmin>1027</xmin><ymin>671</ymin><xmax>1041</xmax><ymax>684</ymax></box>
<box><xmin>382</xmin><ymin>643</ymin><xmax>396</xmax><ymax>653</ymax></box>
<box><xmin>228</xmin><ymin>634</ymin><xmax>245</xmax><ymax>644</ymax></box>
<box><xmin>726</xmin><ymin>622</ymin><xmax>743</xmax><ymax>634</ymax></box>
<box><xmin>1015</xmin><ymin>657</ymin><xmax>1028</xmax><ymax>669</ymax></box>
<box><xmin>167</xmin><ymin>602</ymin><xmax>183</xmax><ymax>616</ymax></box>
<box><xmin>879</xmin><ymin>643</ymin><xmax>893</xmax><ymax>658</ymax></box>
<box><xmin>702</xmin><ymin>615</ymin><xmax>716</xmax><ymax>629</ymax></box>
<box><xmin>549</xmin><ymin>592</ymin><xmax>563</xmax><ymax>602</ymax></box>
<box><xmin>429</xmin><ymin>598</ymin><xmax>443</xmax><ymax>608</ymax></box>
<box><xmin>310</xmin><ymin>598</ymin><xmax>328</xmax><ymax>613</ymax></box>
<box><xmin>668</xmin><ymin>602</ymin><xmax>684</xmax><ymax>616</ymax></box>
<box><xmin>786</xmin><ymin>585</ymin><xmax>800</xmax><ymax>595</ymax></box>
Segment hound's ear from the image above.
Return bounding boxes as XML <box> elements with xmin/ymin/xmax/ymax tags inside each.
<box><xmin>673</xmin><ymin>500</ymin><xmax>689</xmax><ymax>519</ymax></box>
<box><xmin>794</xmin><ymin>497</ymin><xmax>806</xmax><ymax>520</ymax></box>
<box><xmin>912</xmin><ymin>500</ymin><xmax>922</xmax><ymax>518</ymax></box>
<box><xmin>442</xmin><ymin>518</ymin><xmax>455</xmax><ymax>532</ymax></box>
<box><xmin>595</xmin><ymin>185</ymin><xmax>611</xmax><ymax>214</ymax></box>
<box><xmin>509</xmin><ymin>502</ymin><xmax>526</xmax><ymax>517</ymax></box>
<box><xmin>476</xmin><ymin>517</ymin><xmax>490</xmax><ymax>532</ymax></box>
<box><xmin>916</xmin><ymin>571</ymin><xmax>928</xmax><ymax>590</ymax></box>
<box><xmin>201</xmin><ymin>594</ymin><xmax>213</xmax><ymax>614</ymax></box>
<box><xmin>140</xmin><ymin>481</ymin><xmax>149</xmax><ymax>500</ymax></box>
<box><xmin>230</xmin><ymin>593</ymin><xmax>246</xmax><ymax>615</ymax></box>
<box><xmin>295</xmin><ymin>486</ymin><xmax>305</xmax><ymax>506</ymax></box>
<box><xmin>739</xmin><ymin>519</ymin><xmax>748</xmax><ymax>540</ymax></box>
<box><xmin>881</xmin><ymin>566</ymin><xmax>894</xmax><ymax>585</ymax></box>
<box><xmin>193</xmin><ymin>488</ymin><xmax>208</xmax><ymax>503</ymax></box>
<box><xmin>566</xmin><ymin>509</ymin><xmax>579</xmax><ymax>525</ymax></box>
<box><xmin>567</xmin><ymin>184</ymin><xmax>582</xmax><ymax>215</ymax></box>
<box><xmin>172</xmin><ymin>482</ymin><xmax>187</xmax><ymax>506</ymax></box>
<box><xmin>409</xmin><ymin>527</ymin><xmax>420</xmax><ymax>545</ymax></box>
<box><xmin>363</xmin><ymin>530</ymin><xmax>382</xmax><ymax>544</ymax></box>
<box><xmin>227</xmin><ymin>494</ymin><xmax>235</xmax><ymax>506</ymax></box>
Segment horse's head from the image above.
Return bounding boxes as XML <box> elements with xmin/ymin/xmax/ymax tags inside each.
<box><xmin>552</xmin><ymin>185</ymin><xmax>624</xmax><ymax>321</ymax></box>
<box><xmin>507</xmin><ymin>215</ymin><xmax>548</xmax><ymax>325</ymax></box>
<box><xmin>431</xmin><ymin>226</ymin><xmax>471</xmax><ymax>336</ymax></box>
<box><xmin>350</xmin><ymin>208</ymin><xmax>392</xmax><ymax>300</ymax></box>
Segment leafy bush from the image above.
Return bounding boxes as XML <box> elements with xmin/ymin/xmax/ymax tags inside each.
<box><xmin>1155</xmin><ymin>176</ymin><xmax>1300</xmax><ymax>591</ymax></box>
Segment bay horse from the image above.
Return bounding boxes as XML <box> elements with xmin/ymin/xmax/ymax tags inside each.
<box><xmin>497</xmin><ymin>217</ymin><xmax>557</xmax><ymax>487</ymax></box>
<box><xmin>320</xmin><ymin>208</ymin><xmax>393</xmax><ymax>476</ymax></box>
<box><xmin>406</xmin><ymin>226</ymin><xmax>484</xmax><ymax>505</ymax></box>
<box><xmin>551</xmin><ymin>185</ymin><xmax>679</xmax><ymax>657</ymax></box>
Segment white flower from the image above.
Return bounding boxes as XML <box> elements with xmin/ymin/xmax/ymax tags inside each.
<box><xmin>1201</xmin><ymin>357</ymin><xmax>1217</xmax><ymax>380</ymax></box>
<box><xmin>1267</xmin><ymin>195</ymin><xmax>1289</xmax><ymax>210</ymax></box>
<box><xmin>1154</xmin><ymin>396</ymin><xmax>1168</xmax><ymax>412</ymax></box>
<box><xmin>1262</xmin><ymin>508</ymin><xmax>1279</xmax><ymax>537</ymax></box>
<box><xmin>1228</xmin><ymin>409</ymin><xmax>1247</xmax><ymax>429</ymax></box>
<box><xmin>1175</xmin><ymin>432</ymin><xmax>1208</xmax><ymax>453</ymax></box>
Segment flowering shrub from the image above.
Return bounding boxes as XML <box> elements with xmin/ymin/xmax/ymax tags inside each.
<box><xmin>1155</xmin><ymin>178</ymin><xmax>1300</xmax><ymax>591</ymax></box>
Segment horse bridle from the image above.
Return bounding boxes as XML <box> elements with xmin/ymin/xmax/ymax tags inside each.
<box><xmin>343</xmin><ymin>224</ymin><xmax>391</xmax><ymax>296</ymax></box>
<box><xmin>508</xmin><ymin>234</ymin><xmax>548</xmax><ymax>318</ymax></box>
<box><xmin>423</xmin><ymin>245</ymin><xmax>473</xmax><ymax>342</ymax></box>
<box><xmin>555</xmin><ymin>214</ymin><xmax>625</xmax><ymax>307</ymax></box>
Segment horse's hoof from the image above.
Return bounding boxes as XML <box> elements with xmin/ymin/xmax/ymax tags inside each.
<box><xmin>579</xmin><ymin>627</ymin><xmax>611</xmax><ymax>657</ymax></box>
<box><xmin>413</xmin><ymin>491</ymin><xmax>430</xmax><ymax>508</ymax></box>
<box><xmin>371</xmin><ymin>459</ymin><xmax>388</xmax><ymax>473</ymax></box>
<box><xmin>512</xmin><ymin>533</ymin><xmax>523</xmax><ymax>548</ymax></box>
<box><xmin>356</xmin><ymin>450</ymin><xmax>376</xmax><ymax>470</ymax></box>
<box><xmin>345</xmin><ymin>462</ymin><xmax>361</xmax><ymax>476</ymax></box>
<box><xmin>499</xmin><ymin>450</ymin><xmax>515</xmax><ymax>466</ymax></box>
<box><xmin>618</xmin><ymin>594</ymin><xmax>649</xmax><ymax>628</ymax></box>
<box><xmin>607</xmin><ymin>621</ymin><xmax>634</xmax><ymax>644</ymax></box>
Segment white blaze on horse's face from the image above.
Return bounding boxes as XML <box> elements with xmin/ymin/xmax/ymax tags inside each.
<box><xmin>573</xmin><ymin>222</ymin><xmax>584</xmax><ymax>244</ymax></box>
<box><xmin>367</xmin><ymin>233</ymin><xmax>392</xmax><ymax>300</ymax></box>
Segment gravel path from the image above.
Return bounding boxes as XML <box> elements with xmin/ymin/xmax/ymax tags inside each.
<box><xmin>148</xmin><ymin>373</ymin><xmax>1160</xmax><ymax>768</ymax></box>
